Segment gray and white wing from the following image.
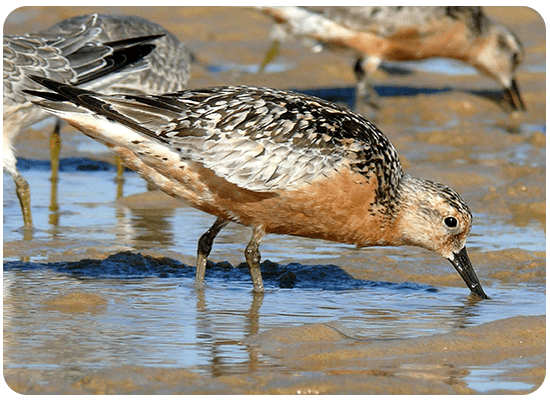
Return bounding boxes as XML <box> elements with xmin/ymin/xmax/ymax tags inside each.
<box><xmin>98</xmin><ymin>87</ymin><xmax>350</xmax><ymax>192</ymax></box>
<box><xmin>35</xmin><ymin>13</ymin><xmax>192</xmax><ymax>94</ymax></box>
<box><xmin>27</xmin><ymin>80</ymin><xmax>402</xmax><ymax>195</ymax></box>
<box><xmin>111</xmin><ymin>87</ymin><xmax>401</xmax><ymax>193</ymax></box>
<box><xmin>3</xmin><ymin>35</ymin><xmax>82</xmax><ymax>105</ymax></box>
<box><xmin>4</xmin><ymin>24</ymin><xmax>156</xmax><ymax>104</ymax></box>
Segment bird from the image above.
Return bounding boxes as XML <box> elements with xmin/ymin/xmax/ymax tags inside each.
<box><xmin>257</xmin><ymin>6</ymin><xmax>525</xmax><ymax>111</ymax></box>
<box><xmin>24</xmin><ymin>76</ymin><xmax>489</xmax><ymax>299</ymax></box>
<box><xmin>3</xmin><ymin>13</ymin><xmax>192</xmax><ymax>230</ymax></box>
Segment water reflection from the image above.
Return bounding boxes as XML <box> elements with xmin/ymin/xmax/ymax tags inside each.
<box><xmin>3</xmin><ymin>268</ymin><xmax>272</xmax><ymax>379</ymax></box>
<box><xmin>3</xmin><ymin>254</ymin><xmax>546</xmax><ymax>387</ymax></box>
<box><xmin>195</xmin><ymin>289</ymin><xmax>264</xmax><ymax>376</ymax></box>
<box><xmin>126</xmin><ymin>208</ymin><xmax>176</xmax><ymax>249</ymax></box>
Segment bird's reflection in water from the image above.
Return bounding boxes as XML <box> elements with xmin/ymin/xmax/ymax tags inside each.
<box><xmin>195</xmin><ymin>288</ymin><xmax>265</xmax><ymax>376</ymax></box>
<box><xmin>115</xmin><ymin>206</ymin><xmax>176</xmax><ymax>249</ymax></box>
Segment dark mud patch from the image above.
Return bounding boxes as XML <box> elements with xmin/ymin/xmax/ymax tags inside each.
<box><xmin>4</xmin><ymin>251</ymin><xmax>438</xmax><ymax>293</ymax></box>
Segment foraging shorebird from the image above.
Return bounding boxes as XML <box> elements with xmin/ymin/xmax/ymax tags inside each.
<box><xmin>258</xmin><ymin>6</ymin><xmax>525</xmax><ymax>111</ymax></box>
<box><xmin>3</xmin><ymin>13</ymin><xmax>192</xmax><ymax>229</ymax></box>
<box><xmin>25</xmin><ymin>76</ymin><xmax>489</xmax><ymax>299</ymax></box>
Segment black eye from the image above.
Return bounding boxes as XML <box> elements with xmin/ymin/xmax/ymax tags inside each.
<box><xmin>444</xmin><ymin>217</ymin><xmax>458</xmax><ymax>228</ymax></box>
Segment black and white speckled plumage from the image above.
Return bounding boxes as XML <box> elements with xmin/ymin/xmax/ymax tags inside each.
<box><xmin>28</xmin><ymin>82</ymin><xmax>403</xmax><ymax>206</ymax></box>
<box><xmin>138</xmin><ymin>87</ymin><xmax>402</xmax><ymax>193</ymax></box>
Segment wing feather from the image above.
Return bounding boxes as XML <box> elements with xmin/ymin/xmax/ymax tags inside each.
<box><xmin>28</xmin><ymin>82</ymin><xmax>402</xmax><ymax>196</ymax></box>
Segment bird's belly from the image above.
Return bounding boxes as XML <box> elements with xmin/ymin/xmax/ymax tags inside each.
<box><xmin>64</xmin><ymin>113</ymin><xmax>396</xmax><ymax>247</ymax></box>
<box><xmin>344</xmin><ymin>21</ymin><xmax>469</xmax><ymax>62</ymax></box>
<box><xmin>114</xmin><ymin>146</ymin><xmax>387</xmax><ymax>247</ymax></box>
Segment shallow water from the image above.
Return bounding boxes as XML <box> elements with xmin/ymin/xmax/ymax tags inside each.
<box><xmin>3</xmin><ymin>260</ymin><xmax>546</xmax><ymax>380</ymax></box>
<box><xmin>3</xmin><ymin>5</ymin><xmax>546</xmax><ymax>395</ymax></box>
<box><xmin>3</xmin><ymin>166</ymin><xmax>545</xmax><ymax>386</ymax></box>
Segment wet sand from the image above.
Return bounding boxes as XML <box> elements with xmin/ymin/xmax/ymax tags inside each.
<box><xmin>2</xmin><ymin>6</ymin><xmax>546</xmax><ymax>395</ymax></box>
<box><xmin>4</xmin><ymin>315</ymin><xmax>545</xmax><ymax>395</ymax></box>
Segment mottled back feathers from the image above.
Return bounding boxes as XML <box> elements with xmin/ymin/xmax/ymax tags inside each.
<box><xmin>27</xmin><ymin>80</ymin><xmax>404</xmax><ymax>204</ymax></box>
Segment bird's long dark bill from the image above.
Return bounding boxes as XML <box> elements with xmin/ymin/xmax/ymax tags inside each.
<box><xmin>504</xmin><ymin>78</ymin><xmax>526</xmax><ymax>111</ymax></box>
<box><xmin>449</xmin><ymin>247</ymin><xmax>489</xmax><ymax>299</ymax></box>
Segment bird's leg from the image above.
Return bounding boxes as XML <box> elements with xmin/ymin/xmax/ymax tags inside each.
<box><xmin>49</xmin><ymin>119</ymin><xmax>62</xmax><ymax>183</ymax></box>
<box><xmin>354</xmin><ymin>56</ymin><xmax>381</xmax><ymax>110</ymax></box>
<box><xmin>13</xmin><ymin>171</ymin><xmax>32</xmax><ymax>230</ymax></box>
<box><xmin>196</xmin><ymin>217</ymin><xmax>229</xmax><ymax>286</ymax></box>
<box><xmin>48</xmin><ymin>165</ymin><xmax>59</xmax><ymax>227</ymax></box>
<box><xmin>114</xmin><ymin>155</ymin><xmax>125</xmax><ymax>199</ymax></box>
<box><xmin>259</xmin><ymin>38</ymin><xmax>281</xmax><ymax>73</ymax></box>
<box><xmin>115</xmin><ymin>155</ymin><xmax>125</xmax><ymax>183</ymax></box>
<box><xmin>245</xmin><ymin>227</ymin><xmax>265</xmax><ymax>293</ymax></box>
<box><xmin>354</xmin><ymin>57</ymin><xmax>367</xmax><ymax>94</ymax></box>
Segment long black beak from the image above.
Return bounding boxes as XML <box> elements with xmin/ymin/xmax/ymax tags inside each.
<box><xmin>449</xmin><ymin>247</ymin><xmax>489</xmax><ymax>299</ymax></box>
<box><xmin>503</xmin><ymin>78</ymin><xmax>526</xmax><ymax>112</ymax></box>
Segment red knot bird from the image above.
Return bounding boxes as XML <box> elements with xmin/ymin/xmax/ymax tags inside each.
<box><xmin>3</xmin><ymin>13</ymin><xmax>192</xmax><ymax>230</ymax></box>
<box><xmin>258</xmin><ymin>6</ymin><xmax>525</xmax><ymax>111</ymax></box>
<box><xmin>25</xmin><ymin>76</ymin><xmax>489</xmax><ymax>299</ymax></box>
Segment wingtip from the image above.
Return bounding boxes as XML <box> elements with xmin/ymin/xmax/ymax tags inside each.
<box><xmin>22</xmin><ymin>88</ymin><xmax>68</xmax><ymax>102</ymax></box>
<box><xmin>26</xmin><ymin>75</ymin><xmax>92</xmax><ymax>99</ymax></box>
<box><xmin>27</xmin><ymin>75</ymin><xmax>64</xmax><ymax>90</ymax></box>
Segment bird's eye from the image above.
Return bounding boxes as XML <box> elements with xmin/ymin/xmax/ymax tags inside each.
<box><xmin>444</xmin><ymin>217</ymin><xmax>458</xmax><ymax>228</ymax></box>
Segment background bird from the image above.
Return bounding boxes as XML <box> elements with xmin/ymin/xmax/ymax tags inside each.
<box><xmin>35</xmin><ymin>14</ymin><xmax>192</xmax><ymax>96</ymax></box>
<box><xmin>258</xmin><ymin>6</ymin><xmax>525</xmax><ymax>111</ymax></box>
<box><xmin>3</xmin><ymin>13</ymin><xmax>193</xmax><ymax>231</ymax></box>
<box><xmin>29</xmin><ymin>13</ymin><xmax>193</xmax><ymax>182</ymax></box>
<box><xmin>4</xmin><ymin>26</ymin><xmax>160</xmax><ymax>230</ymax></box>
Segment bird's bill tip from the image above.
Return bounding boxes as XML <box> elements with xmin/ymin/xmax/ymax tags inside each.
<box><xmin>504</xmin><ymin>78</ymin><xmax>526</xmax><ymax>112</ymax></box>
<box><xmin>449</xmin><ymin>247</ymin><xmax>489</xmax><ymax>299</ymax></box>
